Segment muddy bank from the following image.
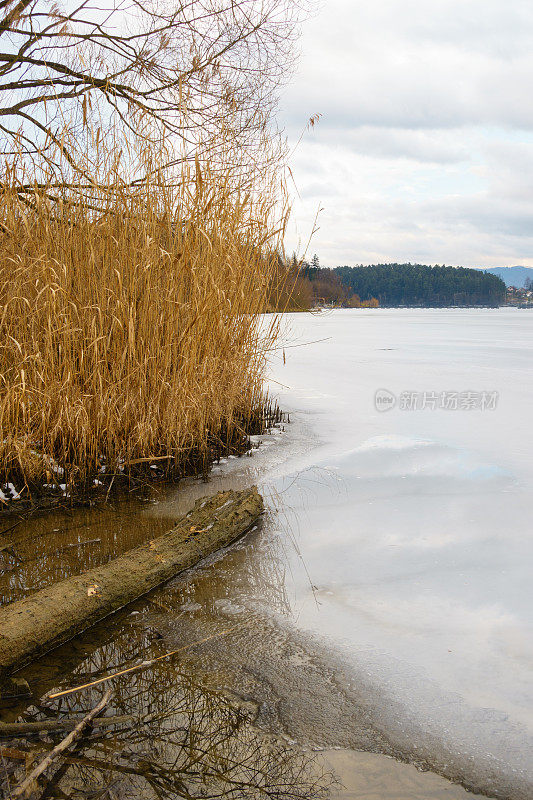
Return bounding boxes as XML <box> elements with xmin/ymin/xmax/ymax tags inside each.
<box><xmin>0</xmin><ymin>488</ymin><xmax>263</xmax><ymax>678</ymax></box>
<box><xmin>319</xmin><ymin>749</ymin><xmax>486</xmax><ymax>800</ymax></box>
<box><xmin>1</xmin><ymin>600</ymin><xmax>328</xmax><ymax>800</ymax></box>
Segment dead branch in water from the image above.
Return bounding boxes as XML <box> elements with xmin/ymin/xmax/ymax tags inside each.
<box><xmin>9</xmin><ymin>689</ymin><xmax>112</xmax><ymax>799</ymax></box>
<box><xmin>47</xmin><ymin>626</ymin><xmax>240</xmax><ymax>700</ymax></box>
<box><xmin>0</xmin><ymin>714</ymin><xmax>132</xmax><ymax>738</ymax></box>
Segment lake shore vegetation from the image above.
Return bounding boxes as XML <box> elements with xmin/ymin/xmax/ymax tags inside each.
<box><xmin>0</xmin><ymin>0</ymin><xmax>304</xmax><ymax>509</ymax></box>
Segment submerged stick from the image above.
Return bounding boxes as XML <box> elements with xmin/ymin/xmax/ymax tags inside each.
<box><xmin>9</xmin><ymin>690</ymin><xmax>112</xmax><ymax>799</ymax></box>
<box><xmin>0</xmin><ymin>488</ymin><xmax>263</xmax><ymax>678</ymax></box>
<box><xmin>47</xmin><ymin>625</ymin><xmax>239</xmax><ymax>699</ymax></box>
<box><xmin>0</xmin><ymin>714</ymin><xmax>133</xmax><ymax>738</ymax></box>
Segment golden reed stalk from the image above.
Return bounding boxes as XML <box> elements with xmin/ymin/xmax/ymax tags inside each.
<box><xmin>0</xmin><ymin>146</ymin><xmax>284</xmax><ymax>498</ymax></box>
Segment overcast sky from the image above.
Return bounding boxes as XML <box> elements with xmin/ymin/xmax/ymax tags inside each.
<box><xmin>278</xmin><ymin>0</ymin><xmax>533</xmax><ymax>268</ymax></box>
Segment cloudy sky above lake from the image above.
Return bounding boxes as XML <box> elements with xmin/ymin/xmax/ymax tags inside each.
<box><xmin>279</xmin><ymin>0</ymin><xmax>533</xmax><ymax>268</ymax></box>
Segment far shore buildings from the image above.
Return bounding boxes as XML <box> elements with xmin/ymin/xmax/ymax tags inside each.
<box><xmin>506</xmin><ymin>286</ymin><xmax>533</xmax><ymax>306</ymax></box>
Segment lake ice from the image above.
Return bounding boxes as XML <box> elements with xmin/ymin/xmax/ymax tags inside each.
<box><xmin>259</xmin><ymin>309</ymin><xmax>533</xmax><ymax>796</ymax></box>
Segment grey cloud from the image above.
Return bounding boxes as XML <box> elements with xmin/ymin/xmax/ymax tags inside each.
<box><xmin>422</xmin><ymin>195</ymin><xmax>533</xmax><ymax>239</ymax></box>
<box><xmin>287</xmin><ymin>161</ymin><xmax>533</xmax><ymax>266</ymax></box>
<box><xmin>299</xmin><ymin>181</ymin><xmax>341</xmax><ymax>199</ymax></box>
<box><xmin>314</xmin><ymin>127</ymin><xmax>469</xmax><ymax>164</ymax></box>
<box><xmin>279</xmin><ymin>1</ymin><xmax>533</xmax><ymax>133</ymax></box>
<box><xmin>364</xmin><ymin>0</ymin><xmax>533</xmax><ymax>58</ymax></box>
<box><xmin>481</xmin><ymin>141</ymin><xmax>533</xmax><ymax>201</ymax></box>
<box><xmin>281</xmin><ymin>0</ymin><xmax>533</xmax><ymax>267</ymax></box>
<box><xmin>281</xmin><ymin>58</ymin><xmax>533</xmax><ymax>132</ymax></box>
<box><xmin>324</xmin><ymin>195</ymin><xmax>533</xmax><ymax>265</ymax></box>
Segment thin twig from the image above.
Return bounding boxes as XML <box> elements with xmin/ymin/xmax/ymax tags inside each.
<box><xmin>0</xmin><ymin>521</ymin><xmax>22</xmax><ymax>538</ymax></box>
<box><xmin>0</xmin><ymin>714</ymin><xmax>132</xmax><ymax>738</ymax></box>
<box><xmin>47</xmin><ymin>627</ymin><xmax>239</xmax><ymax>700</ymax></box>
<box><xmin>9</xmin><ymin>689</ymin><xmax>112</xmax><ymax>799</ymax></box>
<box><xmin>58</xmin><ymin>539</ymin><xmax>101</xmax><ymax>551</ymax></box>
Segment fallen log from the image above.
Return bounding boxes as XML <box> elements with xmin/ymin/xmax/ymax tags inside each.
<box><xmin>0</xmin><ymin>488</ymin><xmax>263</xmax><ymax>679</ymax></box>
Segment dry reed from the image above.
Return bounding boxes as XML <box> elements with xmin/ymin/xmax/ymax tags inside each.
<box><xmin>0</xmin><ymin>144</ymin><xmax>285</xmax><ymax>501</ymax></box>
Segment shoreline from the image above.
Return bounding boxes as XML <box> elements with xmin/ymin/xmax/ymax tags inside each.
<box><xmin>2</xmin><ymin>308</ymin><xmax>531</xmax><ymax>800</ymax></box>
<box><xmin>0</xmin><ymin>400</ymin><xmax>286</xmax><ymax>520</ymax></box>
<box><xmin>0</xmin><ymin>548</ymin><xmax>497</xmax><ymax>800</ymax></box>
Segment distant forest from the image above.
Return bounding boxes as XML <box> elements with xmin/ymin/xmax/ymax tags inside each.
<box><xmin>302</xmin><ymin>262</ymin><xmax>506</xmax><ymax>307</ymax></box>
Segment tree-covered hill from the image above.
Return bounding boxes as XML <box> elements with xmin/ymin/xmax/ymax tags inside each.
<box><xmin>329</xmin><ymin>263</ymin><xmax>506</xmax><ymax>307</ymax></box>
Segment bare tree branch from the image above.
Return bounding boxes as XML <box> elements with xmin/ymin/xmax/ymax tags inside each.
<box><xmin>0</xmin><ymin>0</ymin><xmax>306</xmax><ymax>196</ymax></box>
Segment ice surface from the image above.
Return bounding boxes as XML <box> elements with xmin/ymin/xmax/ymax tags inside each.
<box><xmin>260</xmin><ymin>309</ymin><xmax>533</xmax><ymax>794</ymax></box>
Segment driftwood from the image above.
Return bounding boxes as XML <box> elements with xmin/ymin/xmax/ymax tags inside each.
<box><xmin>0</xmin><ymin>714</ymin><xmax>133</xmax><ymax>738</ymax></box>
<box><xmin>9</xmin><ymin>690</ymin><xmax>112</xmax><ymax>799</ymax></box>
<box><xmin>0</xmin><ymin>488</ymin><xmax>263</xmax><ymax>678</ymax></box>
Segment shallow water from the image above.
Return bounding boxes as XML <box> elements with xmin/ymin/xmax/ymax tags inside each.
<box><xmin>2</xmin><ymin>308</ymin><xmax>532</xmax><ymax>799</ymax></box>
<box><xmin>320</xmin><ymin>749</ymin><xmax>486</xmax><ymax>800</ymax></box>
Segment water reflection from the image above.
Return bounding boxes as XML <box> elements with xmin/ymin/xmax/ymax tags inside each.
<box><xmin>0</xmin><ymin>456</ymin><xmax>273</xmax><ymax>606</ymax></box>
<box><xmin>2</xmin><ymin>615</ymin><xmax>329</xmax><ymax>799</ymax></box>
<box><xmin>0</xmin><ymin>498</ymin><xmax>175</xmax><ymax>605</ymax></box>
<box><xmin>1</xmin><ymin>523</ymin><xmax>331</xmax><ymax>799</ymax></box>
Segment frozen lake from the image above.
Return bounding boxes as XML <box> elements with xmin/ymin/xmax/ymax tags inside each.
<box><xmin>7</xmin><ymin>308</ymin><xmax>531</xmax><ymax>799</ymax></box>
<box><xmin>256</xmin><ymin>308</ymin><xmax>533</xmax><ymax>797</ymax></box>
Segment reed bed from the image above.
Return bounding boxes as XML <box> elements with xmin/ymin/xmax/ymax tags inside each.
<box><xmin>0</xmin><ymin>155</ymin><xmax>284</xmax><ymax>503</ymax></box>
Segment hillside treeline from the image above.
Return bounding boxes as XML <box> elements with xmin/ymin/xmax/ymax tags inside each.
<box><xmin>334</xmin><ymin>263</ymin><xmax>505</xmax><ymax>306</ymax></box>
<box><xmin>301</xmin><ymin>262</ymin><xmax>505</xmax><ymax>307</ymax></box>
<box><xmin>267</xmin><ymin>258</ymin><xmax>378</xmax><ymax>310</ymax></box>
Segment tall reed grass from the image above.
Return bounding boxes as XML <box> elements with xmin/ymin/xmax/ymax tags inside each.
<box><xmin>0</xmin><ymin>152</ymin><xmax>284</xmax><ymax>500</ymax></box>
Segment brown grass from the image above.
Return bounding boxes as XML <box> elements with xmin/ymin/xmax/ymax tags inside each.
<box><xmin>0</xmin><ymin>151</ymin><xmax>284</xmax><ymax>499</ymax></box>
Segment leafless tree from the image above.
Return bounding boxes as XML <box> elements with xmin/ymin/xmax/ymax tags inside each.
<box><xmin>0</xmin><ymin>0</ymin><xmax>306</xmax><ymax>193</ymax></box>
